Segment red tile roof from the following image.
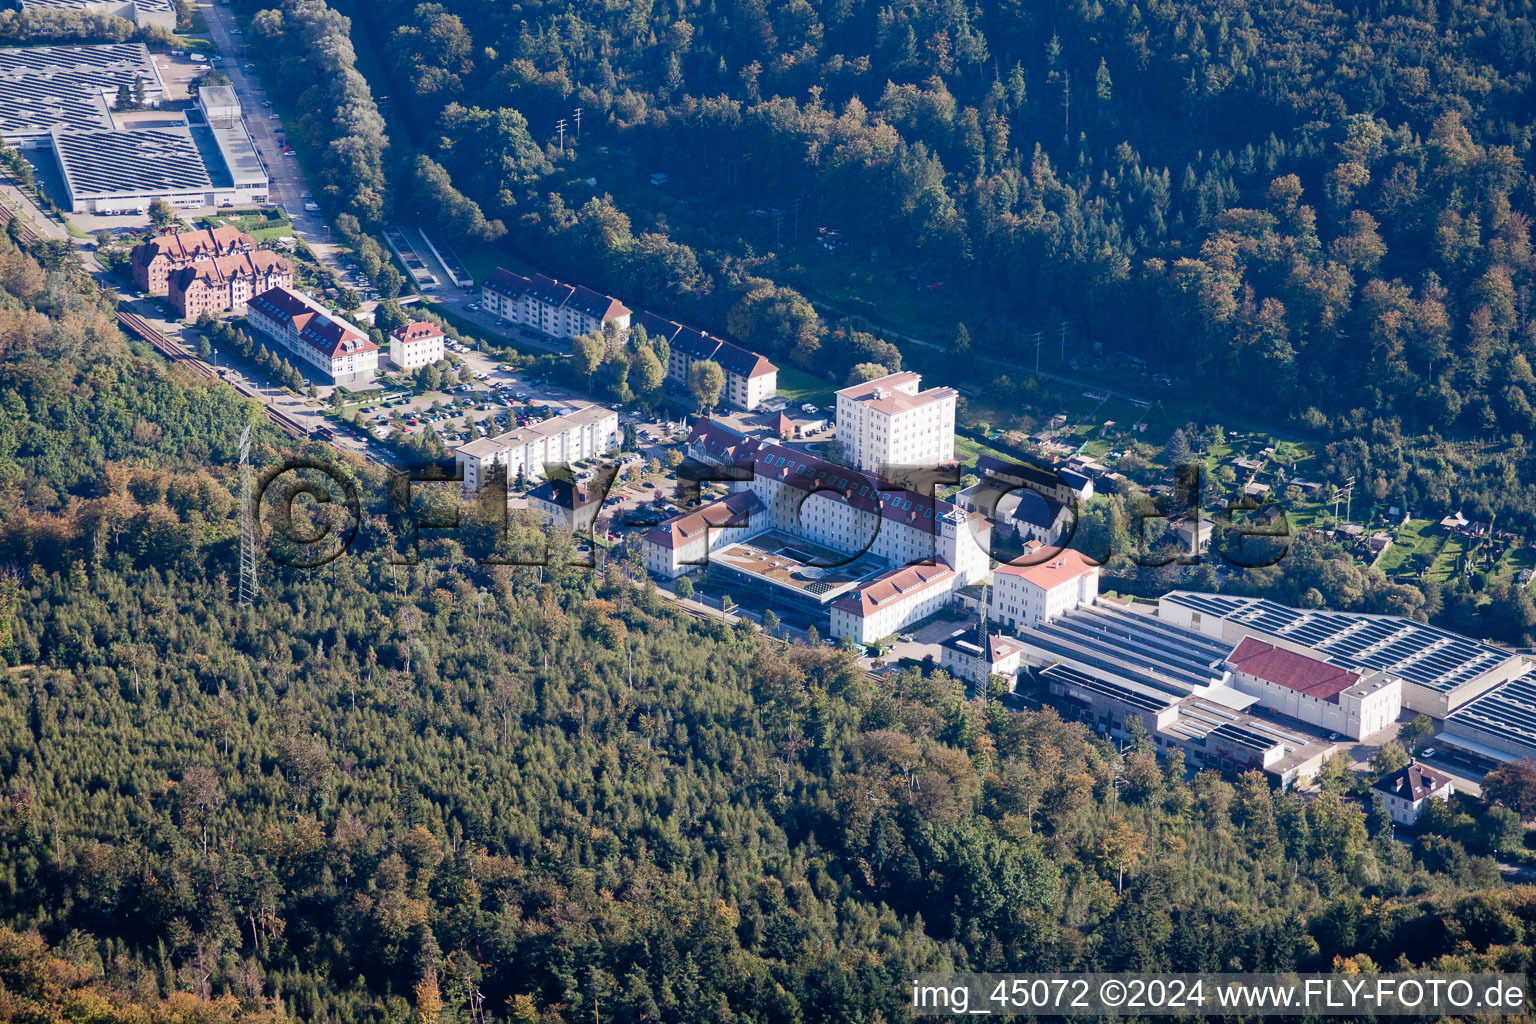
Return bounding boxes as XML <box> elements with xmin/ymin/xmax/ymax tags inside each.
<box><xmin>645</xmin><ymin>491</ymin><xmax>762</xmax><ymax>551</ymax></box>
<box><xmin>248</xmin><ymin>287</ymin><xmax>376</xmax><ymax>359</ymax></box>
<box><xmin>1227</xmin><ymin>636</ymin><xmax>1360</xmax><ymax>702</ymax></box>
<box><xmin>390</xmin><ymin>321</ymin><xmax>443</xmax><ymax>342</ymax></box>
<box><xmin>832</xmin><ymin>562</ymin><xmax>953</xmax><ymax>617</ymax></box>
<box><xmin>993</xmin><ymin>548</ymin><xmax>1099</xmax><ymax>590</ymax></box>
<box><xmin>133</xmin><ymin>225</ymin><xmax>251</xmax><ymax>269</ymax></box>
<box><xmin>166</xmin><ymin>250</ymin><xmax>290</xmax><ymax>292</ymax></box>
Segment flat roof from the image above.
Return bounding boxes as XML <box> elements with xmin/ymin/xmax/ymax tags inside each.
<box><xmin>0</xmin><ymin>43</ymin><xmax>162</xmax><ymax>141</ymax></box>
<box><xmin>20</xmin><ymin>0</ymin><xmax>176</xmax><ymax>12</ymax></box>
<box><xmin>199</xmin><ymin>85</ymin><xmax>238</xmax><ymax>111</ymax></box>
<box><xmin>1164</xmin><ymin>590</ymin><xmax>1516</xmax><ymax>695</ymax></box>
<box><xmin>1017</xmin><ymin>606</ymin><xmax>1232</xmax><ymax>696</ymax></box>
<box><xmin>184</xmin><ymin>107</ymin><xmax>265</xmax><ymax>188</ymax></box>
<box><xmin>52</xmin><ymin>125</ymin><xmax>212</xmax><ymax>199</ymax></box>
<box><xmin>1446</xmin><ymin>674</ymin><xmax>1536</xmax><ymax>755</ymax></box>
<box><xmin>708</xmin><ymin>529</ymin><xmax>888</xmax><ymax>603</ymax></box>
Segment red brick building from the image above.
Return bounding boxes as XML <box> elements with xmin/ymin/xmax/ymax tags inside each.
<box><xmin>166</xmin><ymin>251</ymin><xmax>294</xmax><ymax>319</ymax></box>
<box><xmin>130</xmin><ymin>225</ymin><xmax>253</xmax><ymax>295</ymax></box>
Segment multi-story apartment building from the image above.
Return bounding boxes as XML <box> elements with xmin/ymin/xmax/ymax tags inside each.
<box><xmin>131</xmin><ymin>225</ymin><xmax>253</xmax><ymax>295</ymax></box>
<box><xmin>245</xmin><ymin>286</ymin><xmax>378</xmax><ymax>384</ymax></box>
<box><xmin>835</xmin><ymin>370</ymin><xmax>956</xmax><ymax>474</ymax></box>
<box><xmin>480</xmin><ymin>269</ymin><xmax>631</xmax><ymax>340</ymax></box>
<box><xmin>388</xmin><ymin>321</ymin><xmax>445</xmax><ymax>370</ymax></box>
<box><xmin>165</xmin><ymin>250</ymin><xmax>292</xmax><ymax>319</ymax></box>
<box><xmin>991</xmin><ymin>549</ymin><xmax>1100</xmax><ymax>630</ymax></box>
<box><xmin>453</xmin><ymin>404</ymin><xmax>620</xmax><ymax>493</ymax></box>
<box><xmin>634</xmin><ymin>312</ymin><xmax>779</xmax><ymax>411</ymax></box>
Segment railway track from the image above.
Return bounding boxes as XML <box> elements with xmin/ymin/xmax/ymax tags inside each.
<box><xmin>0</xmin><ymin>200</ymin><xmax>43</xmax><ymax>246</ymax></box>
<box><xmin>115</xmin><ymin>310</ymin><xmax>309</xmax><ymax>438</ymax></box>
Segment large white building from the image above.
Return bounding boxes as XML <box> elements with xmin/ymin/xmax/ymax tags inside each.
<box><xmin>0</xmin><ymin>43</ymin><xmax>166</xmax><ymax>148</ymax></box>
<box><xmin>738</xmin><ymin>440</ymin><xmax>991</xmax><ymax>589</ymax></box>
<box><xmin>1159</xmin><ymin>591</ymin><xmax>1530</xmax><ymax>718</ymax></box>
<box><xmin>18</xmin><ymin>0</ymin><xmax>177</xmax><ymax>31</ymax></box>
<box><xmin>991</xmin><ymin>549</ymin><xmax>1101</xmax><ymax>630</ymax></box>
<box><xmin>830</xmin><ymin>563</ymin><xmax>954</xmax><ymax>644</ymax></box>
<box><xmin>633</xmin><ymin>312</ymin><xmax>779</xmax><ymax>411</ymax></box>
<box><xmin>643</xmin><ymin>425</ymin><xmax>991</xmax><ymax>642</ymax></box>
<box><xmin>835</xmin><ymin>371</ymin><xmax>956</xmax><ymax>474</ymax></box>
<box><xmin>245</xmin><ymin>286</ymin><xmax>378</xmax><ymax>384</ymax></box>
<box><xmin>388</xmin><ymin>321</ymin><xmax>445</xmax><ymax>370</ymax></box>
<box><xmin>643</xmin><ymin>491</ymin><xmax>763</xmax><ymax>578</ymax></box>
<box><xmin>1226</xmin><ymin>636</ymin><xmax>1402</xmax><ymax>740</ymax></box>
<box><xmin>481</xmin><ymin>269</ymin><xmax>630</xmax><ymax>341</ymax></box>
<box><xmin>453</xmin><ymin>404</ymin><xmax>620</xmax><ymax>492</ymax></box>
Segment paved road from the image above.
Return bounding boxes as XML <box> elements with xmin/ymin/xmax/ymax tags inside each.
<box><xmin>199</xmin><ymin>0</ymin><xmax>348</xmax><ymax>270</ymax></box>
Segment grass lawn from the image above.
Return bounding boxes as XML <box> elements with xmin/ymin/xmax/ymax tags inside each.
<box><xmin>1493</xmin><ymin>544</ymin><xmax>1536</xmax><ymax>585</ymax></box>
<box><xmin>1427</xmin><ymin>534</ymin><xmax>1465</xmax><ymax>584</ymax></box>
<box><xmin>775</xmin><ymin>366</ymin><xmax>836</xmax><ymax>408</ymax></box>
<box><xmin>1376</xmin><ymin>519</ymin><xmax>1440</xmax><ymax>578</ymax></box>
<box><xmin>952</xmin><ymin>433</ymin><xmax>1016</xmax><ymax>469</ymax></box>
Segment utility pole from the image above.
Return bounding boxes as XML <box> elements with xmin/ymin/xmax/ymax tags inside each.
<box><xmin>770</xmin><ymin>207</ymin><xmax>783</xmax><ymax>248</ymax></box>
<box><xmin>555</xmin><ymin>118</ymin><xmax>567</xmax><ymax>156</ymax></box>
<box><xmin>238</xmin><ymin>424</ymin><xmax>259</xmax><ymax>606</ymax></box>
<box><xmin>1034</xmin><ymin>330</ymin><xmax>1043</xmax><ymax>377</ymax></box>
<box><xmin>790</xmin><ymin>197</ymin><xmax>801</xmax><ymax>242</ymax></box>
<box><xmin>1062</xmin><ymin>70</ymin><xmax>1071</xmax><ymax>144</ymax></box>
<box><xmin>1060</xmin><ymin>320</ymin><xmax>1067</xmax><ymax>363</ymax></box>
<box><xmin>572</xmin><ymin>106</ymin><xmax>583</xmax><ymax>138</ymax></box>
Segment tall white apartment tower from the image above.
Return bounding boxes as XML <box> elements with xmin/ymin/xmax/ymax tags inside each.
<box><xmin>835</xmin><ymin>370</ymin><xmax>957</xmax><ymax>474</ymax></box>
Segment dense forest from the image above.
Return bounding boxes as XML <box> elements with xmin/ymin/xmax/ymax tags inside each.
<box><xmin>3</xmin><ymin>207</ymin><xmax>1536</xmax><ymax>1024</ymax></box>
<box><xmin>233</xmin><ymin>0</ymin><xmax>1536</xmax><ymax>439</ymax></box>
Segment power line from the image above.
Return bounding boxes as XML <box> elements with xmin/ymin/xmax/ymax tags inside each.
<box><xmin>238</xmin><ymin>424</ymin><xmax>259</xmax><ymax>606</ymax></box>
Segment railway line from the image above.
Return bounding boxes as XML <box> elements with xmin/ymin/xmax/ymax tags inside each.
<box><xmin>115</xmin><ymin>309</ymin><xmax>401</xmax><ymax>476</ymax></box>
<box><xmin>115</xmin><ymin>310</ymin><xmax>311</xmax><ymax>438</ymax></box>
<box><xmin>0</xmin><ymin>200</ymin><xmax>43</xmax><ymax>246</ymax></box>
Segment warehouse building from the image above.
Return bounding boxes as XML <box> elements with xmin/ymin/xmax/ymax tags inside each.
<box><xmin>17</xmin><ymin>0</ymin><xmax>177</xmax><ymax>31</ymax></box>
<box><xmin>1226</xmin><ymin>636</ymin><xmax>1401</xmax><ymax>741</ymax></box>
<box><xmin>1440</xmin><ymin>674</ymin><xmax>1536</xmax><ymax>764</ymax></box>
<box><xmin>51</xmin><ymin>125</ymin><xmax>213</xmax><ymax>214</ymax></box>
<box><xmin>1159</xmin><ymin>591</ymin><xmax>1527</xmax><ymax>718</ymax></box>
<box><xmin>0</xmin><ymin>43</ymin><xmax>164</xmax><ymax>148</ymax></box>
<box><xmin>1003</xmin><ymin>604</ymin><xmax>1334</xmax><ymax>786</ymax></box>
